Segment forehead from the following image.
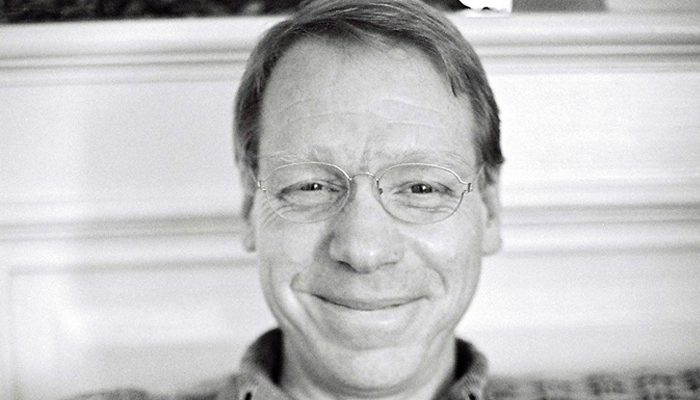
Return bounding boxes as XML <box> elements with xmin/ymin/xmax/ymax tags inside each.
<box><xmin>259</xmin><ymin>38</ymin><xmax>477</xmax><ymax>172</ymax></box>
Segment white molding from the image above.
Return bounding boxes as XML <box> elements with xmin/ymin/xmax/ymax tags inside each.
<box><xmin>3</xmin><ymin>173</ymin><xmax>699</xmax><ymax>257</ymax></box>
<box><xmin>1</xmin><ymin>191</ymin><xmax>698</xmax><ymax>272</ymax></box>
<box><xmin>0</xmin><ymin>269</ymin><xmax>15</xmax><ymax>400</ymax></box>
<box><xmin>1</xmin><ymin>13</ymin><xmax>699</xmax><ymax>86</ymax></box>
<box><xmin>607</xmin><ymin>0</ymin><xmax>700</xmax><ymax>12</ymax></box>
<box><xmin>1</xmin><ymin>215</ymin><xmax>255</xmax><ymax>272</ymax></box>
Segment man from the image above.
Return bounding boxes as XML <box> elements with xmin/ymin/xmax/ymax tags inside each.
<box><xmin>75</xmin><ymin>0</ymin><xmax>503</xmax><ymax>399</ymax></box>
<box><xmin>232</xmin><ymin>0</ymin><xmax>502</xmax><ymax>398</ymax></box>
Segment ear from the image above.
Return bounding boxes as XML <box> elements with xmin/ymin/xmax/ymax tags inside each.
<box><xmin>480</xmin><ymin>169</ymin><xmax>502</xmax><ymax>255</ymax></box>
<box><xmin>243</xmin><ymin>215</ymin><xmax>256</xmax><ymax>252</ymax></box>
<box><xmin>238</xmin><ymin>163</ymin><xmax>257</xmax><ymax>252</ymax></box>
<box><xmin>242</xmin><ymin>195</ymin><xmax>256</xmax><ymax>252</ymax></box>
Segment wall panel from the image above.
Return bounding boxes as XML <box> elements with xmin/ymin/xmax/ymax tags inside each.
<box><xmin>10</xmin><ymin>264</ymin><xmax>275</xmax><ymax>399</ymax></box>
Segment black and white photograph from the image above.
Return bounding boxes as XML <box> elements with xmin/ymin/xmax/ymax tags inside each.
<box><xmin>1</xmin><ymin>1</ymin><xmax>699</xmax><ymax>399</ymax></box>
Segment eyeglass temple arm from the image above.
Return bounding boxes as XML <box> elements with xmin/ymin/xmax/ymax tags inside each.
<box><xmin>462</xmin><ymin>164</ymin><xmax>485</xmax><ymax>193</ymax></box>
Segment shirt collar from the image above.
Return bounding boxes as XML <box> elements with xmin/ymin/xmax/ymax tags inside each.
<box><xmin>219</xmin><ymin>329</ymin><xmax>488</xmax><ymax>400</ymax></box>
<box><xmin>448</xmin><ymin>338</ymin><xmax>489</xmax><ymax>400</ymax></box>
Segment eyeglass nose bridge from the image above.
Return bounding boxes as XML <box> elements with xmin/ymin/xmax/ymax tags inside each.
<box><xmin>343</xmin><ymin>171</ymin><xmax>385</xmax><ymax>204</ymax></box>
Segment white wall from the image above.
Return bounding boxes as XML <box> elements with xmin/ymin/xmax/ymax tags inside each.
<box><xmin>1</xmin><ymin>12</ymin><xmax>699</xmax><ymax>400</ymax></box>
<box><xmin>607</xmin><ymin>0</ymin><xmax>700</xmax><ymax>12</ymax></box>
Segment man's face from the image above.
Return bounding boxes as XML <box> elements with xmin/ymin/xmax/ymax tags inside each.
<box><xmin>249</xmin><ymin>39</ymin><xmax>500</xmax><ymax>393</ymax></box>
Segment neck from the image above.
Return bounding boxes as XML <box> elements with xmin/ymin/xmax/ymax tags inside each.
<box><xmin>280</xmin><ymin>335</ymin><xmax>457</xmax><ymax>400</ymax></box>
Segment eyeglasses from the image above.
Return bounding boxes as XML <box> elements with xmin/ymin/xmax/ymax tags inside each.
<box><xmin>255</xmin><ymin>162</ymin><xmax>479</xmax><ymax>224</ymax></box>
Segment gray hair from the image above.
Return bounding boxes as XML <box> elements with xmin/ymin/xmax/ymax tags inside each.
<box><xmin>234</xmin><ymin>0</ymin><xmax>504</xmax><ymax>219</ymax></box>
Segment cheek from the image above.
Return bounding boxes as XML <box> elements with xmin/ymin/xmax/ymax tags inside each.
<box><xmin>253</xmin><ymin>197</ymin><xmax>328</xmax><ymax>288</ymax></box>
<box><xmin>440</xmin><ymin>240</ymin><xmax>481</xmax><ymax>294</ymax></box>
<box><xmin>434</xmin><ymin>238</ymin><xmax>482</xmax><ymax>323</ymax></box>
<box><xmin>257</xmin><ymin>222</ymin><xmax>324</xmax><ymax>268</ymax></box>
<box><xmin>411</xmin><ymin>212</ymin><xmax>484</xmax><ymax>296</ymax></box>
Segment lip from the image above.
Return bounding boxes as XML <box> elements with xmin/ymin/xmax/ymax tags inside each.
<box><xmin>303</xmin><ymin>291</ymin><xmax>426</xmax><ymax>347</ymax></box>
<box><xmin>315</xmin><ymin>294</ymin><xmax>419</xmax><ymax>311</ymax></box>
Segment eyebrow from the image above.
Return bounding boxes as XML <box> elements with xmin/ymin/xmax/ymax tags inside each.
<box><xmin>374</xmin><ymin>149</ymin><xmax>473</xmax><ymax>170</ymax></box>
<box><xmin>259</xmin><ymin>147</ymin><xmax>476</xmax><ymax>174</ymax></box>
<box><xmin>257</xmin><ymin>147</ymin><xmax>337</xmax><ymax>165</ymax></box>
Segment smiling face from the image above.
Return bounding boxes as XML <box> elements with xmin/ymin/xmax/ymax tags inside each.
<box><xmin>249</xmin><ymin>38</ymin><xmax>501</xmax><ymax>398</ymax></box>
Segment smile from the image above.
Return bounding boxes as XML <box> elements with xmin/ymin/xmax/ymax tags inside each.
<box><xmin>315</xmin><ymin>295</ymin><xmax>418</xmax><ymax>311</ymax></box>
<box><xmin>304</xmin><ymin>292</ymin><xmax>427</xmax><ymax>347</ymax></box>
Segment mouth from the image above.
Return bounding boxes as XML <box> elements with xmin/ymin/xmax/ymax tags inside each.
<box><xmin>315</xmin><ymin>295</ymin><xmax>417</xmax><ymax>311</ymax></box>
<box><xmin>304</xmin><ymin>291</ymin><xmax>426</xmax><ymax>346</ymax></box>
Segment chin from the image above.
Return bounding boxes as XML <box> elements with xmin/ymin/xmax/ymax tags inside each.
<box><xmin>314</xmin><ymin>343</ymin><xmax>430</xmax><ymax>395</ymax></box>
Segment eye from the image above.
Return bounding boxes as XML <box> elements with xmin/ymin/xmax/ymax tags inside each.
<box><xmin>410</xmin><ymin>183</ymin><xmax>434</xmax><ymax>194</ymax></box>
<box><xmin>280</xmin><ymin>180</ymin><xmax>342</xmax><ymax>196</ymax></box>
<box><xmin>275</xmin><ymin>180</ymin><xmax>346</xmax><ymax>207</ymax></box>
<box><xmin>384</xmin><ymin>180</ymin><xmax>456</xmax><ymax>212</ymax></box>
<box><xmin>392</xmin><ymin>181</ymin><xmax>452</xmax><ymax>198</ymax></box>
<box><xmin>299</xmin><ymin>182</ymin><xmax>325</xmax><ymax>191</ymax></box>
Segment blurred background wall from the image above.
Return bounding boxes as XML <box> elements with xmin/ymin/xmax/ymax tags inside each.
<box><xmin>1</xmin><ymin>3</ymin><xmax>700</xmax><ymax>399</ymax></box>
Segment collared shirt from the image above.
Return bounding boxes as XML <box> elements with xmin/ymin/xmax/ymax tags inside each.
<box><xmin>216</xmin><ymin>329</ymin><xmax>489</xmax><ymax>400</ymax></box>
<box><xmin>71</xmin><ymin>329</ymin><xmax>489</xmax><ymax>400</ymax></box>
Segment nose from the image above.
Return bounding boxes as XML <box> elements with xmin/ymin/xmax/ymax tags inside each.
<box><xmin>327</xmin><ymin>176</ymin><xmax>405</xmax><ymax>273</ymax></box>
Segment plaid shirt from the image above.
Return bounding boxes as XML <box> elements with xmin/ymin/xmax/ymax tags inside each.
<box><xmin>216</xmin><ymin>329</ymin><xmax>489</xmax><ymax>400</ymax></box>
